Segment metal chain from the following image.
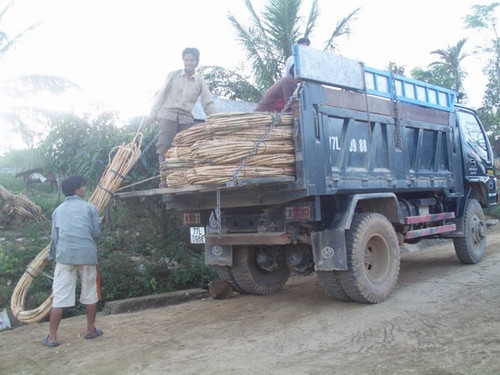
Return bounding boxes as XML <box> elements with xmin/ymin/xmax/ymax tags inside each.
<box><xmin>390</xmin><ymin>73</ymin><xmax>403</xmax><ymax>149</ymax></box>
<box><xmin>216</xmin><ymin>189</ymin><xmax>222</xmax><ymax>239</ymax></box>
<box><xmin>214</xmin><ymin>94</ymin><xmax>297</xmax><ymax>238</ymax></box>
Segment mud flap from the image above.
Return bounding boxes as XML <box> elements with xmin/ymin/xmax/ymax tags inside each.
<box><xmin>205</xmin><ymin>244</ymin><xmax>233</xmax><ymax>266</ymax></box>
<box><xmin>311</xmin><ymin>229</ymin><xmax>347</xmax><ymax>271</ymax></box>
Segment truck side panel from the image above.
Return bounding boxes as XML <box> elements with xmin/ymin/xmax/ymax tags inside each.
<box><xmin>297</xmin><ymin>84</ymin><xmax>464</xmax><ymax>199</ymax></box>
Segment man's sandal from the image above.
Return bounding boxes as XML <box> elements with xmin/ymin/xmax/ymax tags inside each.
<box><xmin>41</xmin><ymin>336</ymin><xmax>60</xmax><ymax>347</ymax></box>
<box><xmin>84</xmin><ymin>328</ymin><xmax>103</xmax><ymax>340</ymax></box>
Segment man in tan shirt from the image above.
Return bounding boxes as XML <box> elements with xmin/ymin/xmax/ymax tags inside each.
<box><xmin>147</xmin><ymin>47</ymin><xmax>215</xmax><ymax>188</ymax></box>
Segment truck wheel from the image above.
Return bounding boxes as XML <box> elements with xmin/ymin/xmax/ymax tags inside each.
<box><xmin>231</xmin><ymin>245</ymin><xmax>290</xmax><ymax>295</ymax></box>
<box><xmin>317</xmin><ymin>271</ymin><xmax>352</xmax><ymax>302</ymax></box>
<box><xmin>453</xmin><ymin>198</ymin><xmax>486</xmax><ymax>264</ymax></box>
<box><xmin>338</xmin><ymin>213</ymin><xmax>400</xmax><ymax>304</ymax></box>
<box><xmin>214</xmin><ymin>266</ymin><xmax>246</xmax><ymax>294</ymax></box>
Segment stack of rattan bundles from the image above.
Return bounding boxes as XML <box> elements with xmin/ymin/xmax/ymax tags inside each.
<box><xmin>0</xmin><ymin>185</ymin><xmax>43</xmax><ymax>222</ymax></box>
<box><xmin>160</xmin><ymin>112</ymin><xmax>295</xmax><ymax>187</ymax></box>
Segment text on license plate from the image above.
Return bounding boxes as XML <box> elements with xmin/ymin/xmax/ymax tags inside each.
<box><xmin>190</xmin><ymin>227</ymin><xmax>205</xmax><ymax>244</ymax></box>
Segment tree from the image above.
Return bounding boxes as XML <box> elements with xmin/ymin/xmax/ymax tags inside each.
<box><xmin>410</xmin><ymin>65</ymin><xmax>456</xmax><ymax>91</ymax></box>
<box><xmin>228</xmin><ymin>0</ymin><xmax>359</xmax><ymax>92</ymax></box>
<box><xmin>464</xmin><ymin>2</ymin><xmax>500</xmax><ymax>135</ymax></box>
<box><xmin>41</xmin><ymin>111</ymin><xmax>129</xmax><ymax>186</ymax></box>
<box><xmin>197</xmin><ymin>65</ymin><xmax>262</xmax><ymax>102</ymax></box>
<box><xmin>428</xmin><ymin>38</ymin><xmax>469</xmax><ymax>102</ymax></box>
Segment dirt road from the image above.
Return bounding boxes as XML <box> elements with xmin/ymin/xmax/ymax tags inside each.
<box><xmin>2</xmin><ymin>225</ymin><xmax>500</xmax><ymax>375</ymax></box>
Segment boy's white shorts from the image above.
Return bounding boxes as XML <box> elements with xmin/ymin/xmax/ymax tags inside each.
<box><xmin>51</xmin><ymin>263</ymin><xmax>101</xmax><ymax>308</ymax></box>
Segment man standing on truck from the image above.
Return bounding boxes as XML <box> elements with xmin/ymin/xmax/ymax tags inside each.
<box><xmin>146</xmin><ymin>47</ymin><xmax>216</xmax><ymax>188</ymax></box>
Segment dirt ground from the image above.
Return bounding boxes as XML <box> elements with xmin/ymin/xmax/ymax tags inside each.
<box><xmin>1</xmin><ymin>225</ymin><xmax>500</xmax><ymax>375</ymax></box>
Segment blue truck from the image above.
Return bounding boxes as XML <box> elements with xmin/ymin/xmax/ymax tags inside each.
<box><xmin>120</xmin><ymin>46</ymin><xmax>498</xmax><ymax>303</ymax></box>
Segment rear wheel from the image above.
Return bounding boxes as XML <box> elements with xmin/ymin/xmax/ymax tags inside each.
<box><xmin>231</xmin><ymin>245</ymin><xmax>290</xmax><ymax>295</ymax></box>
<box><xmin>453</xmin><ymin>198</ymin><xmax>486</xmax><ymax>264</ymax></box>
<box><xmin>317</xmin><ymin>271</ymin><xmax>352</xmax><ymax>302</ymax></box>
<box><xmin>337</xmin><ymin>213</ymin><xmax>400</xmax><ymax>304</ymax></box>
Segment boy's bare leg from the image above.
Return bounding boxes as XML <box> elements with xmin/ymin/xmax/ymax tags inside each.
<box><xmin>47</xmin><ymin>307</ymin><xmax>63</xmax><ymax>344</ymax></box>
<box><xmin>86</xmin><ymin>303</ymin><xmax>97</xmax><ymax>336</ymax></box>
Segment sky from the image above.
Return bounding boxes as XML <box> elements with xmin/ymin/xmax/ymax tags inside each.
<box><xmin>0</xmin><ymin>0</ymin><xmax>497</xmax><ymax>154</ymax></box>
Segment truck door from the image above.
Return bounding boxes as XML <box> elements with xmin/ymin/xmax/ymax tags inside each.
<box><xmin>457</xmin><ymin>109</ymin><xmax>497</xmax><ymax>208</ymax></box>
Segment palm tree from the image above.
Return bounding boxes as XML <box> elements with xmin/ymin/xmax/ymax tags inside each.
<box><xmin>228</xmin><ymin>0</ymin><xmax>359</xmax><ymax>92</ymax></box>
<box><xmin>429</xmin><ymin>38</ymin><xmax>469</xmax><ymax>102</ymax></box>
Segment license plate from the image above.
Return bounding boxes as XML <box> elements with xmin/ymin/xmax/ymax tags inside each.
<box><xmin>190</xmin><ymin>227</ymin><xmax>206</xmax><ymax>244</ymax></box>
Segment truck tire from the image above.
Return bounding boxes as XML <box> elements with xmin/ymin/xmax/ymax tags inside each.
<box><xmin>453</xmin><ymin>198</ymin><xmax>486</xmax><ymax>264</ymax></box>
<box><xmin>337</xmin><ymin>212</ymin><xmax>400</xmax><ymax>304</ymax></box>
<box><xmin>317</xmin><ymin>271</ymin><xmax>352</xmax><ymax>302</ymax></box>
<box><xmin>231</xmin><ymin>245</ymin><xmax>290</xmax><ymax>295</ymax></box>
<box><xmin>214</xmin><ymin>266</ymin><xmax>246</xmax><ymax>294</ymax></box>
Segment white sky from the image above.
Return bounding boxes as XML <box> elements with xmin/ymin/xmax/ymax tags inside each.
<box><xmin>0</xmin><ymin>0</ymin><xmax>497</xmax><ymax>153</ymax></box>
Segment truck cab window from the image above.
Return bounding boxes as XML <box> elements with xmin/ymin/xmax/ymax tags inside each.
<box><xmin>457</xmin><ymin>111</ymin><xmax>490</xmax><ymax>162</ymax></box>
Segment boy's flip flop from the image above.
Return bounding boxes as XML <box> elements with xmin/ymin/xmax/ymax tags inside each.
<box><xmin>84</xmin><ymin>328</ymin><xmax>103</xmax><ymax>340</ymax></box>
<box><xmin>41</xmin><ymin>336</ymin><xmax>60</xmax><ymax>347</ymax></box>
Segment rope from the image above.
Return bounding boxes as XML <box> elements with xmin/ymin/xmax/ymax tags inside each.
<box><xmin>10</xmin><ymin>131</ymin><xmax>144</xmax><ymax>324</ymax></box>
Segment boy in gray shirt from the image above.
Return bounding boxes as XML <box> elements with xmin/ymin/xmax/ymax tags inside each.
<box><xmin>42</xmin><ymin>176</ymin><xmax>102</xmax><ymax>347</ymax></box>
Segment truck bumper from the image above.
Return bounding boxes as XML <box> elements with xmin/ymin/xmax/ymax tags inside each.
<box><xmin>205</xmin><ymin>232</ymin><xmax>291</xmax><ymax>245</ymax></box>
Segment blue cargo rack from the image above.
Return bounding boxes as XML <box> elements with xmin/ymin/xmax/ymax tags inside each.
<box><xmin>364</xmin><ymin>67</ymin><xmax>456</xmax><ymax>112</ymax></box>
<box><xmin>294</xmin><ymin>45</ymin><xmax>457</xmax><ymax>112</ymax></box>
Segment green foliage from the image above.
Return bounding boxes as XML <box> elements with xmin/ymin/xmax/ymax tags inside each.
<box><xmin>0</xmin><ymin>170</ymin><xmax>25</xmax><ymax>192</ymax></box>
<box><xmin>96</xmin><ymin>200</ymin><xmax>216</xmax><ymax>302</ymax></box>
<box><xmin>428</xmin><ymin>38</ymin><xmax>469</xmax><ymax>102</ymax></box>
<box><xmin>464</xmin><ymin>3</ymin><xmax>499</xmax><ymax>133</ymax></box>
<box><xmin>40</xmin><ymin>111</ymin><xmax>131</xmax><ymax>187</ymax></box>
<box><xmin>198</xmin><ymin>65</ymin><xmax>261</xmax><ymax>102</ymax></box>
<box><xmin>411</xmin><ymin>65</ymin><xmax>456</xmax><ymax>91</ymax></box>
<box><xmin>0</xmin><ymin>219</ymin><xmax>52</xmax><ymax>311</ymax></box>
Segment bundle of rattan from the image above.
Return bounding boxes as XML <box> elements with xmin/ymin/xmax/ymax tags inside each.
<box><xmin>165</xmin><ymin>146</ymin><xmax>192</xmax><ymax>159</ymax></box>
<box><xmin>172</xmin><ymin>112</ymin><xmax>293</xmax><ymax>147</ymax></box>
<box><xmin>0</xmin><ymin>185</ymin><xmax>43</xmax><ymax>221</ymax></box>
<box><xmin>186</xmin><ymin>164</ymin><xmax>295</xmax><ymax>185</ymax></box>
<box><xmin>165</xmin><ymin>154</ymin><xmax>295</xmax><ymax>188</ymax></box>
<box><xmin>205</xmin><ymin>112</ymin><xmax>292</xmax><ymax>131</ymax></box>
<box><xmin>162</xmin><ymin>112</ymin><xmax>295</xmax><ymax>187</ymax></box>
<box><xmin>89</xmin><ymin>133</ymin><xmax>143</xmax><ymax>212</ymax></box>
<box><xmin>166</xmin><ymin>171</ymin><xmax>189</xmax><ymax>188</ymax></box>
<box><xmin>191</xmin><ymin>139</ymin><xmax>294</xmax><ymax>164</ymax></box>
<box><xmin>172</xmin><ymin>122</ymin><xmax>209</xmax><ymax>146</ymax></box>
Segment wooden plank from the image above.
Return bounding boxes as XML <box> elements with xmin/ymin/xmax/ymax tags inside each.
<box><xmin>322</xmin><ymin>88</ymin><xmax>450</xmax><ymax>125</ymax></box>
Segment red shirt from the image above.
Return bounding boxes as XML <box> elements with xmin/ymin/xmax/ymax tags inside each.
<box><xmin>255</xmin><ymin>76</ymin><xmax>298</xmax><ymax>112</ymax></box>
